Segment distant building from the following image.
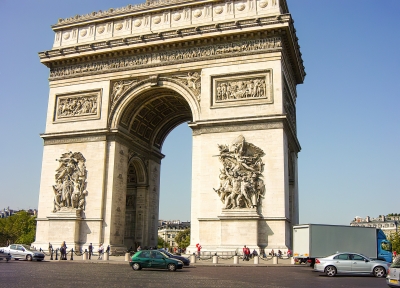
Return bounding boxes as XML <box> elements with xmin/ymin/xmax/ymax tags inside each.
<box><xmin>350</xmin><ymin>214</ymin><xmax>400</xmax><ymax>236</ymax></box>
<box><xmin>158</xmin><ymin>220</ymin><xmax>190</xmax><ymax>248</ymax></box>
<box><xmin>0</xmin><ymin>207</ymin><xmax>37</xmax><ymax>218</ymax></box>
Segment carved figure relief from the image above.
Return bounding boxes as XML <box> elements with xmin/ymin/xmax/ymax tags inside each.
<box><xmin>54</xmin><ymin>90</ymin><xmax>101</xmax><ymax>122</ymax></box>
<box><xmin>216</xmin><ymin>77</ymin><xmax>266</xmax><ymax>101</ymax></box>
<box><xmin>50</xmin><ymin>37</ymin><xmax>281</xmax><ymax>79</ymax></box>
<box><xmin>213</xmin><ymin>71</ymin><xmax>273</xmax><ymax>107</ymax></box>
<box><xmin>111</xmin><ymin>79</ymin><xmax>138</xmax><ymax>104</ymax></box>
<box><xmin>213</xmin><ymin>135</ymin><xmax>265</xmax><ymax>209</ymax></box>
<box><xmin>52</xmin><ymin>152</ymin><xmax>88</xmax><ymax>213</ymax></box>
<box><xmin>172</xmin><ymin>71</ymin><xmax>201</xmax><ymax>102</ymax></box>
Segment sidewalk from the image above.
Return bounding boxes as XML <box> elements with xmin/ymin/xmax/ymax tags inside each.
<box><xmin>56</xmin><ymin>253</ymin><xmax>302</xmax><ymax>267</ymax></box>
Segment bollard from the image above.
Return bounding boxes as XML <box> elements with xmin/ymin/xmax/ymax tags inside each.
<box><xmin>70</xmin><ymin>249</ymin><xmax>74</xmax><ymax>260</ymax></box>
<box><xmin>272</xmin><ymin>256</ymin><xmax>278</xmax><ymax>264</ymax></box>
<box><xmin>125</xmin><ymin>252</ymin><xmax>130</xmax><ymax>261</ymax></box>
<box><xmin>55</xmin><ymin>249</ymin><xmax>58</xmax><ymax>260</ymax></box>
<box><xmin>103</xmin><ymin>252</ymin><xmax>109</xmax><ymax>261</ymax></box>
<box><xmin>212</xmin><ymin>255</ymin><xmax>218</xmax><ymax>264</ymax></box>
<box><xmin>50</xmin><ymin>249</ymin><xmax>53</xmax><ymax>260</ymax></box>
<box><xmin>233</xmin><ymin>255</ymin><xmax>239</xmax><ymax>264</ymax></box>
<box><xmin>290</xmin><ymin>257</ymin><xmax>295</xmax><ymax>265</ymax></box>
<box><xmin>254</xmin><ymin>256</ymin><xmax>259</xmax><ymax>264</ymax></box>
<box><xmin>82</xmin><ymin>251</ymin><xmax>88</xmax><ymax>260</ymax></box>
<box><xmin>190</xmin><ymin>254</ymin><xmax>196</xmax><ymax>263</ymax></box>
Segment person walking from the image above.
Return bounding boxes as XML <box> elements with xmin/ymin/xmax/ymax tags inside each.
<box><xmin>243</xmin><ymin>245</ymin><xmax>250</xmax><ymax>261</ymax></box>
<box><xmin>61</xmin><ymin>241</ymin><xmax>67</xmax><ymax>260</ymax></box>
<box><xmin>98</xmin><ymin>243</ymin><xmax>104</xmax><ymax>260</ymax></box>
<box><xmin>196</xmin><ymin>243</ymin><xmax>202</xmax><ymax>259</ymax></box>
<box><xmin>88</xmin><ymin>243</ymin><xmax>93</xmax><ymax>260</ymax></box>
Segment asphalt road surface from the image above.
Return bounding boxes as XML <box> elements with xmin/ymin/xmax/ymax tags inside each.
<box><xmin>0</xmin><ymin>260</ymin><xmax>389</xmax><ymax>288</ymax></box>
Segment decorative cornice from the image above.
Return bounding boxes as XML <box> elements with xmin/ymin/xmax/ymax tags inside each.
<box><xmin>41</xmin><ymin>16</ymin><xmax>289</xmax><ymax>60</ymax></box>
<box><xmin>48</xmin><ymin>36</ymin><xmax>282</xmax><ymax>80</ymax></box>
<box><xmin>53</xmin><ymin>0</ymin><xmax>289</xmax><ymax>28</ymax></box>
<box><xmin>189</xmin><ymin>115</ymin><xmax>301</xmax><ymax>152</ymax></box>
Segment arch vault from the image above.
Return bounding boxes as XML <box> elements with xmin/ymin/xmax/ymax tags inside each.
<box><xmin>34</xmin><ymin>0</ymin><xmax>305</xmax><ymax>253</ymax></box>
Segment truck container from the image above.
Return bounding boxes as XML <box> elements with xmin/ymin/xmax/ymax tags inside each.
<box><xmin>293</xmin><ymin>224</ymin><xmax>392</xmax><ymax>265</ymax></box>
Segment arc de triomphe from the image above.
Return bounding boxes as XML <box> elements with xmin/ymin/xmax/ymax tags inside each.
<box><xmin>33</xmin><ymin>0</ymin><xmax>305</xmax><ymax>253</ymax></box>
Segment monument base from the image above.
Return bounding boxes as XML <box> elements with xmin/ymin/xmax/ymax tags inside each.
<box><xmin>32</xmin><ymin>209</ymin><xmax>83</xmax><ymax>251</ymax></box>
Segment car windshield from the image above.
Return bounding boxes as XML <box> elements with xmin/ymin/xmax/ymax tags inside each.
<box><xmin>391</xmin><ymin>256</ymin><xmax>400</xmax><ymax>268</ymax></box>
<box><xmin>22</xmin><ymin>245</ymin><xmax>32</xmax><ymax>251</ymax></box>
<box><xmin>159</xmin><ymin>251</ymin><xmax>169</xmax><ymax>258</ymax></box>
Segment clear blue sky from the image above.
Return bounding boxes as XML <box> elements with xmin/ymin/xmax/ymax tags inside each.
<box><xmin>0</xmin><ymin>0</ymin><xmax>399</xmax><ymax>225</ymax></box>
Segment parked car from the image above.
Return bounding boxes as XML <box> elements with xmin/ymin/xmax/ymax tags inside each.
<box><xmin>129</xmin><ymin>250</ymin><xmax>183</xmax><ymax>271</ymax></box>
<box><xmin>0</xmin><ymin>244</ymin><xmax>45</xmax><ymax>261</ymax></box>
<box><xmin>0</xmin><ymin>247</ymin><xmax>11</xmax><ymax>261</ymax></box>
<box><xmin>314</xmin><ymin>252</ymin><xmax>389</xmax><ymax>277</ymax></box>
<box><xmin>159</xmin><ymin>249</ymin><xmax>190</xmax><ymax>266</ymax></box>
<box><xmin>387</xmin><ymin>256</ymin><xmax>400</xmax><ymax>287</ymax></box>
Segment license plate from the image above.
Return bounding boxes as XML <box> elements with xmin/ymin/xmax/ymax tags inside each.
<box><xmin>390</xmin><ymin>279</ymin><xmax>399</xmax><ymax>284</ymax></box>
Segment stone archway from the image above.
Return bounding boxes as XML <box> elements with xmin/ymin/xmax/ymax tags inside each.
<box><xmin>33</xmin><ymin>0</ymin><xmax>305</xmax><ymax>253</ymax></box>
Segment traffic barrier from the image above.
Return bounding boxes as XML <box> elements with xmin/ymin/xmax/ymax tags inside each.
<box><xmin>233</xmin><ymin>255</ymin><xmax>239</xmax><ymax>264</ymax></box>
<box><xmin>190</xmin><ymin>254</ymin><xmax>196</xmax><ymax>263</ymax></box>
<box><xmin>254</xmin><ymin>256</ymin><xmax>259</xmax><ymax>264</ymax></box>
<box><xmin>125</xmin><ymin>252</ymin><xmax>130</xmax><ymax>261</ymax></box>
<box><xmin>272</xmin><ymin>256</ymin><xmax>278</xmax><ymax>264</ymax></box>
<box><xmin>212</xmin><ymin>255</ymin><xmax>218</xmax><ymax>264</ymax></box>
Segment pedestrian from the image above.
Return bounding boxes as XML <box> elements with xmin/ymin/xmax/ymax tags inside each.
<box><xmin>394</xmin><ymin>250</ymin><xmax>397</xmax><ymax>258</ymax></box>
<box><xmin>98</xmin><ymin>243</ymin><xmax>104</xmax><ymax>260</ymax></box>
<box><xmin>270</xmin><ymin>249</ymin><xmax>275</xmax><ymax>256</ymax></box>
<box><xmin>196</xmin><ymin>243</ymin><xmax>202</xmax><ymax>258</ymax></box>
<box><xmin>88</xmin><ymin>243</ymin><xmax>93</xmax><ymax>260</ymax></box>
<box><xmin>278</xmin><ymin>250</ymin><xmax>282</xmax><ymax>258</ymax></box>
<box><xmin>61</xmin><ymin>241</ymin><xmax>67</xmax><ymax>260</ymax></box>
<box><xmin>243</xmin><ymin>245</ymin><xmax>249</xmax><ymax>261</ymax></box>
<box><xmin>137</xmin><ymin>245</ymin><xmax>142</xmax><ymax>251</ymax></box>
<box><xmin>287</xmin><ymin>249</ymin><xmax>292</xmax><ymax>258</ymax></box>
<box><xmin>48</xmin><ymin>242</ymin><xmax>52</xmax><ymax>254</ymax></box>
<box><xmin>252</xmin><ymin>249</ymin><xmax>258</xmax><ymax>258</ymax></box>
<box><xmin>106</xmin><ymin>245</ymin><xmax>110</xmax><ymax>255</ymax></box>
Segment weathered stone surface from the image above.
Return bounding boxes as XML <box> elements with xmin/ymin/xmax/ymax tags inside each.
<box><xmin>33</xmin><ymin>0</ymin><xmax>304</xmax><ymax>253</ymax></box>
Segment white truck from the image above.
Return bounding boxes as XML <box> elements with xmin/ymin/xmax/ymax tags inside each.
<box><xmin>293</xmin><ymin>224</ymin><xmax>392</xmax><ymax>266</ymax></box>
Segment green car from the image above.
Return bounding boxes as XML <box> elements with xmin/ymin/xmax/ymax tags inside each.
<box><xmin>129</xmin><ymin>250</ymin><xmax>184</xmax><ymax>271</ymax></box>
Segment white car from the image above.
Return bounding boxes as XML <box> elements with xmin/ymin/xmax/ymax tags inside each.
<box><xmin>314</xmin><ymin>252</ymin><xmax>389</xmax><ymax>277</ymax></box>
<box><xmin>0</xmin><ymin>247</ymin><xmax>11</xmax><ymax>261</ymax></box>
<box><xmin>0</xmin><ymin>244</ymin><xmax>45</xmax><ymax>261</ymax></box>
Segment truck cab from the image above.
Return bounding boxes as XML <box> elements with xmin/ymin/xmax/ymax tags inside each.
<box><xmin>377</xmin><ymin>229</ymin><xmax>392</xmax><ymax>263</ymax></box>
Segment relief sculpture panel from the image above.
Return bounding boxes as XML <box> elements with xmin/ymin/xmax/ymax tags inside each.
<box><xmin>212</xmin><ymin>70</ymin><xmax>273</xmax><ymax>108</ymax></box>
<box><xmin>52</xmin><ymin>151</ymin><xmax>88</xmax><ymax>213</ymax></box>
<box><xmin>54</xmin><ymin>89</ymin><xmax>101</xmax><ymax>122</ymax></box>
<box><xmin>213</xmin><ymin>135</ymin><xmax>265</xmax><ymax>210</ymax></box>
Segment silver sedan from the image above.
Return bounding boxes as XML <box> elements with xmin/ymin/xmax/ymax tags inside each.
<box><xmin>0</xmin><ymin>244</ymin><xmax>45</xmax><ymax>261</ymax></box>
<box><xmin>314</xmin><ymin>252</ymin><xmax>389</xmax><ymax>277</ymax></box>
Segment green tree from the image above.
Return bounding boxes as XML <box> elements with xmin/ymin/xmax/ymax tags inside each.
<box><xmin>388</xmin><ymin>232</ymin><xmax>400</xmax><ymax>254</ymax></box>
<box><xmin>0</xmin><ymin>211</ymin><xmax>36</xmax><ymax>246</ymax></box>
<box><xmin>157</xmin><ymin>236</ymin><xmax>170</xmax><ymax>249</ymax></box>
<box><xmin>175</xmin><ymin>227</ymin><xmax>190</xmax><ymax>249</ymax></box>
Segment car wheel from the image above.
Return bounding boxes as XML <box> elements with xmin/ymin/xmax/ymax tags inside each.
<box><xmin>324</xmin><ymin>265</ymin><xmax>337</xmax><ymax>277</ymax></box>
<box><xmin>373</xmin><ymin>266</ymin><xmax>386</xmax><ymax>278</ymax></box>
<box><xmin>167</xmin><ymin>263</ymin><xmax>176</xmax><ymax>272</ymax></box>
<box><xmin>132</xmin><ymin>263</ymin><xmax>141</xmax><ymax>271</ymax></box>
<box><xmin>26</xmin><ymin>255</ymin><xmax>33</xmax><ymax>261</ymax></box>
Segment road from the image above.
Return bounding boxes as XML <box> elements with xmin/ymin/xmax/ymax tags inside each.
<box><xmin>0</xmin><ymin>260</ymin><xmax>388</xmax><ymax>288</ymax></box>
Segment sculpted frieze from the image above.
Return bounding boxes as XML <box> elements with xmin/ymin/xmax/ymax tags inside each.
<box><xmin>212</xmin><ymin>70</ymin><xmax>273</xmax><ymax>107</ymax></box>
<box><xmin>111</xmin><ymin>79</ymin><xmax>138</xmax><ymax>104</ymax></box>
<box><xmin>216</xmin><ymin>77</ymin><xmax>266</xmax><ymax>101</ymax></box>
<box><xmin>172</xmin><ymin>71</ymin><xmax>201</xmax><ymax>102</ymax></box>
<box><xmin>54</xmin><ymin>90</ymin><xmax>101</xmax><ymax>122</ymax></box>
<box><xmin>52</xmin><ymin>152</ymin><xmax>88</xmax><ymax>213</ymax></box>
<box><xmin>49</xmin><ymin>37</ymin><xmax>282</xmax><ymax>80</ymax></box>
<box><xmin>213</xmin><ymin>135</ymin><xmax>265</xmax><ymax>209</ymax></box>
<box><xmin>283</xmin><ymin>84</ymin><xmax>296</xmax><ymax>131</ymax></box>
